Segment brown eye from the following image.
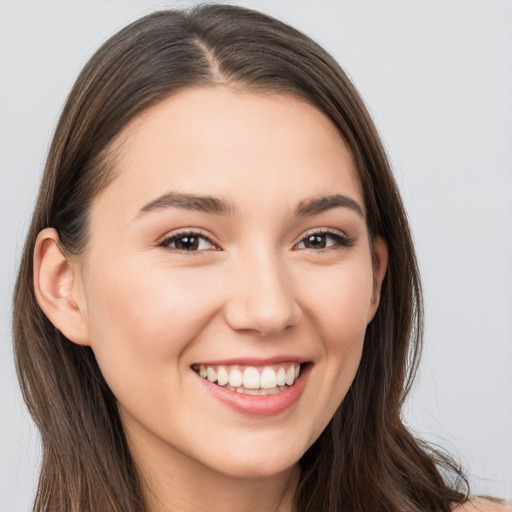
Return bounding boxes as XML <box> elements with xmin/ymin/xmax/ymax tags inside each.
<box><xmin>296</xmin><ymin>231</ymin><xmax>353</xmax><ymax>251</ymax></box>
<box><xmin>303</xmin><ymin>234</ymin><xmax>328</xmax><ymax>249</ymax></box>
<box><xmin>174</xmin><ymin>236</ymin><xmax>200</xmax><ymax>250</ymax></box>
<box><xmin>159</xmin><ymin>232</ymin><xmax>215</xmax><ymax>251</ymax></box>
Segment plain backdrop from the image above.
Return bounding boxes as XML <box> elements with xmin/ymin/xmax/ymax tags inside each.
<box><xmin>1</xmin><ymin>1</ymin><xmax>511</xmax><ymax>510</ymax></box>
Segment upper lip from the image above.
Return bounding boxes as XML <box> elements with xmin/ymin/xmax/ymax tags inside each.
<box><xmin>192</xmin><ymin>355</ymin><xmax>311</xmax><ymax>366</ymax></box>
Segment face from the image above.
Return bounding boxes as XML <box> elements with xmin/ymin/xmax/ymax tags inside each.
<box><xmin>73</xmin><ymin>87</ymin><xmax>386</xmax><ymax>481</ymax></box>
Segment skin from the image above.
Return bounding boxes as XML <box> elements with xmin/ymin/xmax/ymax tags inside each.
<box><xmin>33</xmin><ymin>88</ymin><xmax>511</xmax><ymax>512</ymax></box>
<box><xmin>34</xmin><ymin>86</ymin><xmax>387</xmax><ymax>511</ymax></box>
<box><xmin>457</xmin><ymin>501</ymin><xmax>512</xmax><ymax>512</ymax></box>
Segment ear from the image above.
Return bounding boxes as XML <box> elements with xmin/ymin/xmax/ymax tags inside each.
<box><xmin>33</xmin><ymin>228</ymin><xmax>90</xmax><ymax>345</ymax></box>
<box><xmin>367</xmin><ymin>236</ymin><xmax>388</xmax><ymax>323</ymax></box>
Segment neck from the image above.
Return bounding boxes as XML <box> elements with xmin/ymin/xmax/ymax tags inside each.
<box><xmin>126</xmin><ymin>422</ymin><xmax>299</xmax><ymax>512</ymax></box>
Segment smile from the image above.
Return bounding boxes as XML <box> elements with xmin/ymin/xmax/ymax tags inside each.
<box><xmin>192</xmin><ymin>363</ymin><xmax>301</xmax><ymax>395</ymax></box>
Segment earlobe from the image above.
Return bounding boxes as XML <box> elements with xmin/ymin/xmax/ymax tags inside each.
<box><xmin>33</xmin><ymin>228</ymin><xmax>90</xmax><ymax>345</ymax></box>
<box><xmin>367</xmin><ymin>236</ymin><xmax>388</xmax><ymax>323</ymax></box>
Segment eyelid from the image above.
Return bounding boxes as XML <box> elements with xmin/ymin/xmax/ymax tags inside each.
<box><xmin>294</xmin><ymin>227</ymin><xmax>355</xmax><ymax>250</ymax></box>
<box><xmin>156</xmin><ymin>229</ymin><xmax>220</xmax><ymax>251</ymax></box>
<box><xmin>155</xmin><ymin>227</ymin><xmax>354</xmax><ymax>252</ymax></box>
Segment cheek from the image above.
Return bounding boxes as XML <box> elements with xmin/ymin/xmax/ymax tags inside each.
<box><xmin>305</xmin><ymin>260</ymin><xmax>374</xmax><ymax>350</ymax></box>
<box><xmin>82</xmin><ymin>256</ymin><xmax>223</xmax><ymax>395</ymax></box>
<box><xmin>86</xmin><ymin>255</ymin><xmax>219</xmax><ymax>342</ymax></box>
<box><xmin>301</xmin><ymin>258</ymin><xmax>374</xmax><ymax>418</ymax></box>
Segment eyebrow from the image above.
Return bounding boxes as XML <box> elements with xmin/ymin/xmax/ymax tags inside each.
<box><xmin>135</xmin><ymin>191</ymin><xmax>364</xmax><ymax>219</ymax></box>
<box><xmin>136</xmin><ymin>192</ymin><xmax>235</xmax><ymax>218</ymax></box>
<box><xmin>295</xmin><ymin>194</ymin><xmax>364</xmax><ymax>218</ymax></box>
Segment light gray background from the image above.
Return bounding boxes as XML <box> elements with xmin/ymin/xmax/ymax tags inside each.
<box><xmin>1</xmin><ymin>1</ymin><xmax>511</xmax><ymax>510</ymax></box>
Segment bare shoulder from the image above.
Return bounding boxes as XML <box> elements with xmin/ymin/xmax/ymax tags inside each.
<box><xmin>454</xmin><ymin>498</ymin><xmax>512</xmax><ymax>512</ymax></box>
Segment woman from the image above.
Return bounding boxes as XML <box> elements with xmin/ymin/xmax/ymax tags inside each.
<box><xmin>11</xmin><ymin>5</ymin><xmax>509</xmax><ymax>512</ymax></box>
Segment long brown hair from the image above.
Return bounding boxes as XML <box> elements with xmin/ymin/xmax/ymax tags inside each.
<box><xmin>13</xmin><ymin>5</ymin><xmax>469</xmax><ymax>511</ymax></box>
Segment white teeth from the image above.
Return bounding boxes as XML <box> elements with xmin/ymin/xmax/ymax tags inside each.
<box><xmin>217</xmin><ymin>366</ymin><xmax>229</xmax><ymax>386</ymax></box>
<box><xmin>234</xmin><ymin>386</ymin><xmax>288</xmax><ymax>396</ymax></box>
<box><xmin>276</xmin><ymin>367</ymin><xmax>286</xmax><ymax>386</ymax></box>
<box><xmin>206</xmin><ymin>367</ymin><xmax>217</xmax><ymax>383</ymax></box>
<box><xmin>243</xmin><ymin>367</ymin><xmax>260</xmax><ymax>389</ymax></box>
<box><xmin>229</xmin><ymin>368</ymin><xmax>243</xmax><ymax>388</ymax></box>
<box><xmin>260</xmin><ymin>367</ymin><xmax>277</xmax><ymax>389</ymax></box>
<box><xmin>235</xmin><ymin>386</ymin><xmax>288</xmax><ymax>395</ymax></box>
<box><xmin>285</xmin><ymin>366</ymin><xmax>295</xmax><ymax>386</ymax></box>
<box><xmin>195</xmin><ymin>362</ymin><xmax>303</xmax><ymax>392</ymax></box>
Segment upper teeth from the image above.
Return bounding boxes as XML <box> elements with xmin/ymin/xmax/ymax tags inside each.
<box><xmin>195</xmin><ymin>363</ymin><xmax>301</xmax><ymax>391</ymax></box>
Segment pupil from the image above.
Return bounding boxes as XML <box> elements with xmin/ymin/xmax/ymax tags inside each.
<box><xmin>177</xmin><ymin>236</ymin><xmax>199</xmax><ymax>250</ymax></box>
<box><xmin>306</xmin><ymin>234</ymin><xmax>326</xmax><ymax>249</ymax></box>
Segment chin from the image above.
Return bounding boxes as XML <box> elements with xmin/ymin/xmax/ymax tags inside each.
<box><xmin>208</xmin><ymin>448</ymin><xmax>303</xmax><ymax>480</ymax></box>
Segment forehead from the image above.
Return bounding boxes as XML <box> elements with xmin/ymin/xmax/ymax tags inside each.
<box><xmin>94</xmin><ymin>87</ymin><xmax>363</xmax><ymax>217</ymax></box>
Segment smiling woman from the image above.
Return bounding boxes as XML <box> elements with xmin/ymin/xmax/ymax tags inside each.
<box><xmin>10</xmin><ymin>5</ymin><xmax>509</xmax><ymax>512</ymax></box>
<box><xmin>56</xmin><ymin>88</ymin><xmax>384</xmax><ymax>487</ymax></box>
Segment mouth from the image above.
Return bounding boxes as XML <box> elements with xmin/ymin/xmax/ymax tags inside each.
<box><xmin>191</xmin><ymin>362</ymin><xmax>303</xmax><ymax>396</ymax></box>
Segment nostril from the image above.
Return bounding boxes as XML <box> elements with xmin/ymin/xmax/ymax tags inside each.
<box><xmin>221</xmin><ymin>259</ymin><xmax>301</xmax><ymax>330</ymax></box>
<box><xmin>224</xmin><ymin>296</ymin><xmax>302</xmax><ymax>336</ymax></box>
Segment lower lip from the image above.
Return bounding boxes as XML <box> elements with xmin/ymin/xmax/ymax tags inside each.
<box><xmin>196</xmin><ymin>364</ymin><xmax>311</xmax><ymax>417</ymax></box>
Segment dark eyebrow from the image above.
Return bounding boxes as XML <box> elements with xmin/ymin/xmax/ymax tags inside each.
<box><xmin>135</xmin><ymin>191</ymin><xmax>363</xmax><ymax>219</ymax></box>
<box><xmin>295</xmin><ymin>194</ymin><xmax>364</xmax><ymax>218</ymax></box>
<box><xmin>136</xmin><ymin>192</ymin><xmax>235</xmax><ymax>218</ymax></box>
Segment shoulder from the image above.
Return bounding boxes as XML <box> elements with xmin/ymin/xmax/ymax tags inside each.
<box><xmin>454</xmin><ymin>498</ymin><xmax>512</xmax><ymax>512</ymax></box>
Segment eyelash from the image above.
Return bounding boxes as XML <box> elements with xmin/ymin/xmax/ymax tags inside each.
<box><xmin>295</xmin><ymin>229</ymin><xmax>355</xmax><ymax>251</ymax></box>
<box><xmin>157</xmin><ymin>231</ymin><xmax>217</xmax><ymax>252</ymax></box>
<box><xmin>157</xmin><ymin>229</ymin><xmax>355</xmax><ymax>253</ymax></box>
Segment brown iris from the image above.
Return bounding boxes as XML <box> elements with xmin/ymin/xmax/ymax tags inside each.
<box><xmin>303</xmin><ymin>234</ymin><xmax>328</xmax><ymax>249</ymax></box>
<box><xmin>174</xmin><ymin>236</ymin><xmax>200</xmax><ymax>250</ymax></box>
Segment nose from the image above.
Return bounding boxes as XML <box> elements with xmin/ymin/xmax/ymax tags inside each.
<box><xmin>223</xmin><ymin>250</ymin><xmax>302</xmax><ymax>336</ymax></box>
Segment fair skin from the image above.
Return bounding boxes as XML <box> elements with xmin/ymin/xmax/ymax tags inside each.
<box><xmin>32</xmin><ymin>88</ymin><xmax>507</xmax><ymax>512</ymax></box>
<box><xmin>457</xmin><ymin>502</ymin><xmax>512</xmax><ymax>512</ymax></box>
